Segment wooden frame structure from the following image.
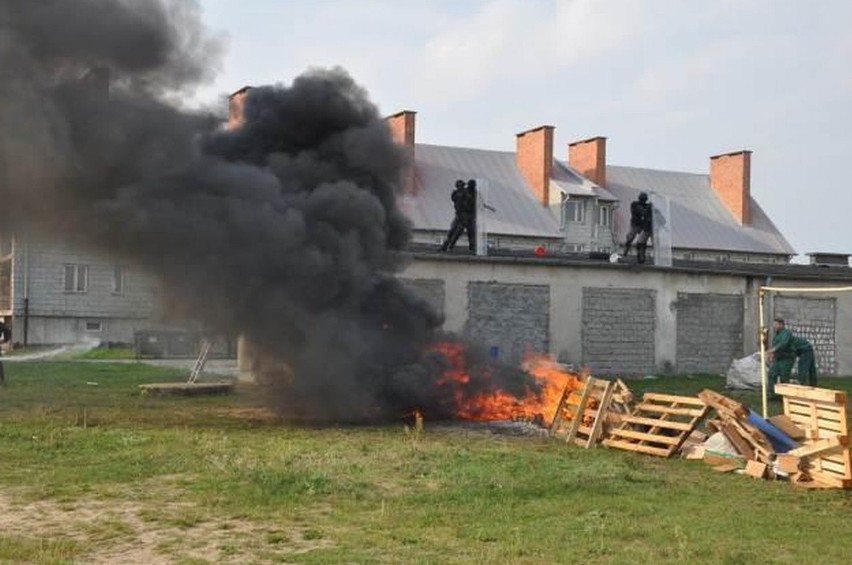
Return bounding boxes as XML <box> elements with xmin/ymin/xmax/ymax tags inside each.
<box><xmin>776</xmin><ymin>383</ymin><xmax>852</xmax><ymax>488</ymax></box>
<box><xmin>603</xmin><ymin>393</ymin><xmax>709</xmax><ymax>458</ymax></box>
<box><xmin>550</xmin><ymin>377</ymin><xmax>614</xmax><ymax>448</ymax></box>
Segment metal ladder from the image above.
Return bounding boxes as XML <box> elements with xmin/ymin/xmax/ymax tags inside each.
<box><xmin>187</xmin><ymin>339</ymin><xmax>212</xmax><ymax>384</ymax></box>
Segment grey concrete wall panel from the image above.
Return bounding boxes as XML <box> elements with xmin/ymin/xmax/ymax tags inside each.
<box><xmin>774</xmin><ymin>296</ymin><xmax>837</xmax><ymax>375</ymax></box>
<box><xmin>467</xmin><ymin>282</ymin><xmax>549</xmax><ymax>364</ymax></box>
<box><xmin>582</xmin><ymin>287</ymin><xmax>656</xmax><ymax>375</ymax></box>
<box><xmin>676</xmin><ymin>293</ymin><xmax>744</xmax><ymax>373</ymax></box>
<box><xmin>399</xmin><ymin>278</ymin><xmax>446</xmax><ymax>320</ymax></box>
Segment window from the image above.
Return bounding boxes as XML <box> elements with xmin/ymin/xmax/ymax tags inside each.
<box><xmin>562</xmin><ymin>198</ymin><xmax>585</xmax><ymax>224</ymax></box>
<box><xmin>64</xmin><ymin>264</ymin><xmax>88</xmax><ymax>293</ymax></box>
<box><xmin>597</xmin><ymin>205</ymin><xmax>612</xmax><ymax>227</ymax></box>
<box><xmin>113</xmin><ymin>265</ymin><xmax>124</xmax><ymax>294</ymax></box>
<box><xmin>85</xmin><ymin>321</ymin><xmax>103</xmax><ymax>332</ymax></box>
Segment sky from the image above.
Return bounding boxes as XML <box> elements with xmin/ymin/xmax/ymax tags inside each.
<box><xmin>194</xmin><ymin>0</ymin><xmax>852</xmax><ymax>256</ymax></box>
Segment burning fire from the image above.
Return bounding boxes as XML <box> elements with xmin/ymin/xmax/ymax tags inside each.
<box><xmin>430</xmin><ymin>341</ymin><xmax>585</xmax><ymax>423</ymax></box>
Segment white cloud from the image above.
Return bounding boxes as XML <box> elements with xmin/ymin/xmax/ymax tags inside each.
<box><xmin>415</xmin><ymin>0</ymin><xmax>646</xmax><ymax>103</ymax></box>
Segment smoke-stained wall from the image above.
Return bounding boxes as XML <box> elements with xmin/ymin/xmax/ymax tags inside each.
<box><xmin>466</xmin><ymin>282</ymin><xmax>550</xmax><ymax>364</ymax></box>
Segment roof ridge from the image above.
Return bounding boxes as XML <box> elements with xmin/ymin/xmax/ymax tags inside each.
<box><xmin>606</xmin><ymin>163</ymin><xmax>708</xmax><ymax>177</ymax></box>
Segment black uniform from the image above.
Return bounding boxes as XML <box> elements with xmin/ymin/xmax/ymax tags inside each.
<box><xmin>441</xmin><ymin>180</ymin><xmax>477</xmax><ymax>252</ymax></box>
<box><xmin>0</xmin><ymin>319</ymin><xmax>10</xmax><ymax>385</ymax></box>
<box><xmin>623</xmin><ymin>195</ymin><xmax>653</xmax><ymax>263</ymax></box>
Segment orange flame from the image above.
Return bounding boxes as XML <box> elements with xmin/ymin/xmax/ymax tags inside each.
<box><xmin>431</xmin><ymin>342</ymin><xmax>585</xmax><ymax>423</ymax></box>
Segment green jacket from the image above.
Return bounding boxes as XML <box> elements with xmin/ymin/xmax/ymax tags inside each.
<box><xmin>791</xmin><ymin>335</ymin><xmax>812</xmax><ymax>354</ymax></box>
<box><xmin>771</xmin><ymin>328</ymin><xmax>795</xmax><ymax>360</ymax></box>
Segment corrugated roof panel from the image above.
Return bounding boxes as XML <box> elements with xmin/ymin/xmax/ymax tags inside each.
<box><xmin>401</xmin><ymin>143</ymin><xmax>794</xmax><ymax>256</ymax></box>
<box><xmin>552</xmin><ymin>161</ymin><xmax>619</xmax><ymax>201</ymax></box>
<box><xmin>404</xmin><ymin>144</ymin><xmax>563</xmax><ymax>238</ymax></box>
<box><xmin>605</xmin><ymin>165</ymin><xmax>794</xmax><ymax>255</ymax></box>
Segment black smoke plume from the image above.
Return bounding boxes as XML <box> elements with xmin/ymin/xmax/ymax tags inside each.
<box><xmin>0</xmin><ymin>0</ymin><xmax>542</xmax><ymax>421</ymax></box>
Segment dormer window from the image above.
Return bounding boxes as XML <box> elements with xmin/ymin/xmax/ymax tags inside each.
<box><xmin>562</xmin><ymin>197</ymin><xmax>585</xmax><ymax>225</ymax></box>
<box><xmin>597</xmin><ymin>204</ymin><xmax>612</xmax><ymax>227</ymax></box>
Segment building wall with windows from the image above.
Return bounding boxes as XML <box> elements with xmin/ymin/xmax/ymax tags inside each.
<box><xmin>6</xmin><ymin>235</ymin><xmax>157</xmax><ymax>345</ymax></box>
<box><xmin>558</xmin><ymin>196</ymin><xmax>618</xmax><ymax>253</ymax></box>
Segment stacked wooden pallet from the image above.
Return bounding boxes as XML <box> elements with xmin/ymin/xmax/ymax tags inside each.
<box><xmin>550</xmin><ymin>376</ymin><xmax>612</xmax><ymax>448</ymax></box>
<box><xmin>602</xmin><ymin>393</ymin><xmax>709</xmax><ymax>457</ymax></box>
<box><xmin>776</xmin><ymin>384</ymin><xmax>852</xmax><ymax>489</ymax></box>
<box><xmin>550</xmin><ymin>377</ymin><xmax>635</xmax><ymax>448</ymax></box>
<box><xmin>699</xmin><ymin>389</ymin><xmax>775</xmax><ymax>465</ymax></box>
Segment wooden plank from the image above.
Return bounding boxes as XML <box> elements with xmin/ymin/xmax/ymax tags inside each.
<box><xmin>703</xmin><ymin>453</ymin><xmax>744</xmax><ymax>467</ymax></box>
<box><xmin>698</xmin><ymin>389</ymin><xmax>750</xmax><ymax>419</ymax></box>
<box><xmin>548</xmin><ymin>387</ymin><xmax>570</xmax><ymax>434</ymax></box>
<box><xmin>565</xmin><ymin>382</ymin><xmax>592</xmax><ymax>444</ymax></box>
<box><xmin>775</xmin><ymin>383</ymin><xmax>847</xmax><ymax>404</ymax></box>
<box><xmin>585</xmin><ymin>380</ymin><xmax>614</xmax><ymax>447</ymax></box>
<box><xmin>620</xmin><ymin>415</ymin><xmax>694</xmax><ymax>431</ymax></box>
<box><xmin>788</xmin><ymin>436</ymin><xmax>847</xmax><ymax>458</ymax></box>
<box><xmin>807</xmin><ymin>475</ymin><xmax>852</xmax><ymax>489</ymax></box>
<box><xmin>776</xmin><ymin>454</ymin><xmax>801</xmax><ymax>473</ymax></box>
<box><xmin>720</xmin><ymin>423</ymin><xmax>755</xmax><ymax>460</ymax></box>
<box><xmin>815</xmin><ymin>421</ymin><xmax>844</xmax><ymax>434</ymax></box>
<box><xmin>712</xmin><ymin>463</ymin><xmax>741</xmax><ymax>473</ymax></box>
<box><xmin>634</xmin><ymin>403</ymin><xmax>706</xmax><ymax>417</ymax></box>
<box><xmin>767</xmin><ymin>415</ymin><xmax>806</xmax><ymax>440</ymax></box>
<box><xmin>815</xmin><ymin>459</ymin><xmax>849</xmax><ymax>476</ymax></box>
<box><xmin>642</xmin><ymin>393</ymin><xmax>706</xmax><ymax>406</ymax></box>
<box><xmin>607</xmin><ymin>428</ymin><xmax>682</xmax><ymax>446</ymax></box>
<box><xmin>601</xmin><ymin>439</ymin><xmax>673</xmax><ymax>458</ymax></box>
<box><xmin>745</xmin><ymin>460</ymin><xmax>768</xmax><ymax>479</ymax></box>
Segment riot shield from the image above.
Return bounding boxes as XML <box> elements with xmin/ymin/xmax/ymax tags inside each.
<box><xmin>650</xmin><ymin>193</ymin><xmax>672</xmax><ymax>267</ymax></box>
<box><xmin>475</xmin><ymin>178</ymin><xmax>491</xmax><ymax>256</ymax></box>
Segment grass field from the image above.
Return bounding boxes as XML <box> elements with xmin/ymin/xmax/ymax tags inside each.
<box><xmin>2</xmin><ymin>362</ymin><xmax>852</xmax><ymax>564</ymax></box>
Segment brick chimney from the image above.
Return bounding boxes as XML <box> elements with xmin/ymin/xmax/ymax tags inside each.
<box><xmin>516</xmin><ymin>125</ymin><xmax>555</xmax><ymax>206</ymax></box>
<box><xmin>386</xmin><ymin>110</ymin><xmax>416</xmax><ymax>192</ymax></box>
<box><xmin>228</xmin><ymin>86</ymin><xmax>252</xmax><ymax>129</ymax></box>
<box><xmin>568</xmin><ymin>136</ymin><xmax>607</xmax><ymax>187</ymax></box>
<box><xmin>710</xmin><ymin>150</ymin><xmax>752</xmax><ymax>224</ymax></box>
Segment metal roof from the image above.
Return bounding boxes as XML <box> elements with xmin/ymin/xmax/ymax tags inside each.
<box><xmin>604</xmin><ymin>165</ymin><xmax>795</xmax><ymax>256</ymax></box>
<box><xmin>551</xmin><ymin>160</ymin><xmax>619</xmax><ymax>201</ymax></box>
<box><xmin>399</xmin><ymin>144</ymin><xmax>563</xmax><ymax>238</ymax></box>
<box><xmin>402</xmin><ymin>143</ymin><xmax>795</xmax><ymax>256</ymax></box>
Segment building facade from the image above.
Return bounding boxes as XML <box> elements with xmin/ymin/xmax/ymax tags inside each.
<box><xmin>0</xmin><ymin>232</ymin><xmax>157</xmax><ymax>346</ymax></box>
<box><xmin>388</xmin><ymin>111</ymin><xmax>795</xmax><ymax>263</ymax></box>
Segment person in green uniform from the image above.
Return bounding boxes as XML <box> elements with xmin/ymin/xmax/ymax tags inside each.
<box><xmin>792</xmin><ymin>334</ymin><xmax>818</xmax><ymax>387</ymax></box>
<box><xmin>767</xmin><ymin>318</ymin><xmax>795</xmax><ymax>396</ymax></box>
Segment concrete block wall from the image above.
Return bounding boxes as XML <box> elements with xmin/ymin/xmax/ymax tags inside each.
<box><xmin>402</xmin><ymin>257</ymin><xmax>852</xmax><ymax>376</ymax></box>
<box><xmin>774</xmin><ymin>295</ymin><xmax>837</xmax><ymax>375</ymax></box>
<box><xmin>399</xmin><ymin>278</ymin><xmax>446</xmax><ymax>319</ymax></box>
<box><xmin>467</xmin><ymin>282</ymin><xmax>549</xmax><ymax>364</ymax></box>
<box><xmin>582</xmin><ymin>288</ymin><xmax>656</xmax><ymax>374</ymax></box>
<box><xmin>676</xmin><ymin>293</ymin><xmax>744</xmax><ymax>374</ymax></box>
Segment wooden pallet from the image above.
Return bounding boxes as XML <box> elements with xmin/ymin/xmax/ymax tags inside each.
<box><xmin>602</xmin><ymin>393</ymin><xmax>709</xmax><ymax>458</ymax></box>
<box><xmin>550</xmin><ymin>377</ymin><xmax>614</xmax><ymax>448</ymax></box>
<box><xmin>699</xmin><ymin>389</ymin><xmax>774</xmax><ymax>464</ymax></box>
<box><xmin>776</xmin><ymin>384</ymin><xmax>852</xmax><ymax>488</ymax></box>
